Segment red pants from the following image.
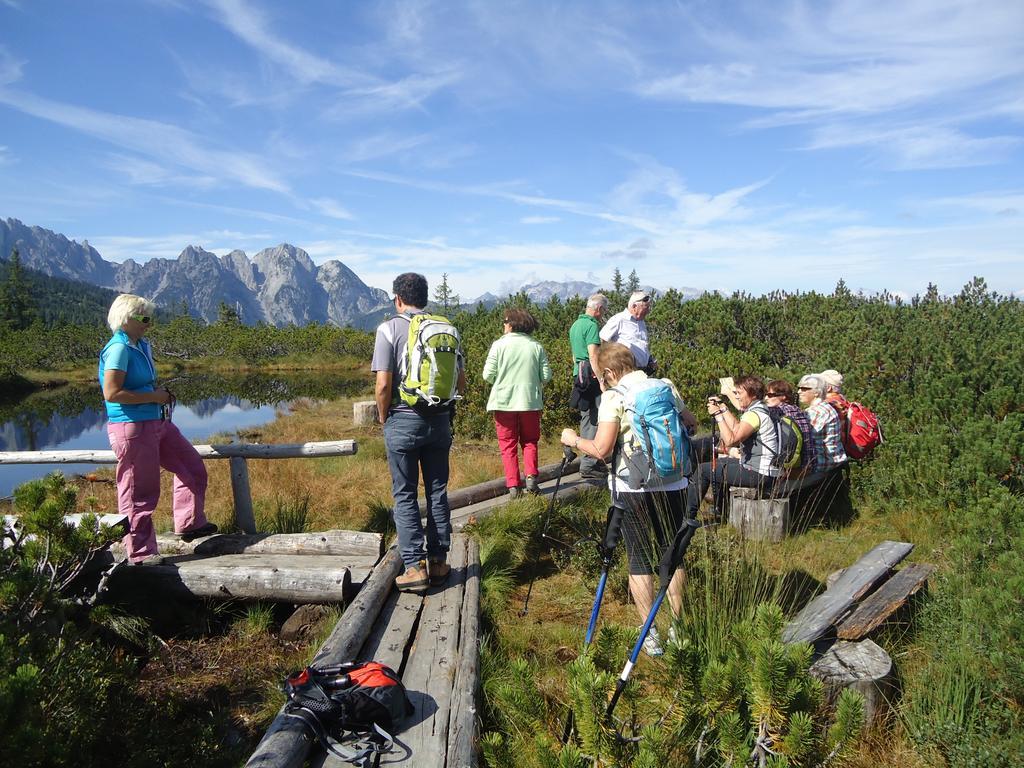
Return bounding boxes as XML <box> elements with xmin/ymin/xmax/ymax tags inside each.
<box><xmin>493</xmin><ymin>411</ymin><xmax>541</xmax><ymax>488</ymax></box>
<box><xmin>107</xmin><ymin>419</ymin><xmax>209</xmax><ymax>562</ymax></box>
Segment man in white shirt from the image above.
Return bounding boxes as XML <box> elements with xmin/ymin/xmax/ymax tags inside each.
<box><xmin>599</xmin><ymin>290</ymin><xmax>656</xmax><ymax>372</ymax></box>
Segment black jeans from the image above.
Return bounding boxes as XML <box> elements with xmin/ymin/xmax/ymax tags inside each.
<box><xmin>685</xmin><ymin>457</ymin><xmax>775</xmax><ymax>517</ymax></box>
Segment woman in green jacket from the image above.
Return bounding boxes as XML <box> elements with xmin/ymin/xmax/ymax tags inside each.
<box><xmin>483</xmin><ymin>308</ymin><xmax>552</xmax><ymax>496</ymax></box>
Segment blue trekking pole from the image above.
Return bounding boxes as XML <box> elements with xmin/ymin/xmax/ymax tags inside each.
<box><xmin>605</xmin><ymin>517</ymin><xmax>700</xmax><ymax>720</ymax></box>
<box><xmin>562</xmin><ymin>497</ymin><xmax>625</xmax><ymax>743</ymax></box>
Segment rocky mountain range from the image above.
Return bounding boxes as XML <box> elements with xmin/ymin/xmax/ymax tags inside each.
<box><xmin>2</xmin><ymin>217</ymin><xmax>706</xmax><ymax>328</ymax></box>
<box><xmin>1</xmin><ymin>218</ymin><xmax>390</xmax><ymax>328</ymax></box>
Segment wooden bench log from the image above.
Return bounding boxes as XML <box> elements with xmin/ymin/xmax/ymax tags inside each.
<box><xmin>837</xmin><ymin>563</ymin><xmax>936</xmax><ymax>640</ymax></box>
<box><xmin>116</xmin><ymin>530</ymin><xmax>384</xmax><ymax>558</ymax></box>
<box><xmin>245</xmin><ymin>547</ymin><xmax>403</xmax><ymax>768</ymax></box>
<box><xmin>809</xmin><ymin>639</ymin><xmax>894</xmax><ymax>725</ymax></box>
<box><xmin>353</xmin><ymin>400</ymin><xmax>377</xmax><ymax>426</ymax></box>
<box><xmin>116</xmin><ymin>554</ymin><xmax>373</xmax><ymax>603</ymax></box>
<box><xmin>783</xmin><ymin>541</ymin><xmax>914</xmax><ymax>645</ymax></box>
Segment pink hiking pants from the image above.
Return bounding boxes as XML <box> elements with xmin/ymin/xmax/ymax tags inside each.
<box><xmin>107</xmin><ymin>419</ymin><xmax>209</xmax><ymax>562</ymax></box>
<box><xmin>493</xmin><ymin>410</ymin><xmax>541</xmax><ymax>488</ymax></box>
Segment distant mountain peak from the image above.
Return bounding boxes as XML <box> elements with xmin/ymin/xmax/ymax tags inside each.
<box><xmin>0</xmin><ymin>218</ymin><xmax>391</xmax><ymax>328</ymax></box>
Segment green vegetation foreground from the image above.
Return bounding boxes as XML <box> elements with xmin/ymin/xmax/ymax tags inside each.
<box><xmin>1</xmin><ymin>277</ymin><xmax>1021</xmax><ymax>766</ymax></box>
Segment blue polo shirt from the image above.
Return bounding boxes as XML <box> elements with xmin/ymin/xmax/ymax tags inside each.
<box><xmin>98</xmin><ymin>330</ymin><xmax>161</xmax><ymax>423</ymax></box>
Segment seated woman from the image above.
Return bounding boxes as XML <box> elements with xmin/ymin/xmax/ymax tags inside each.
<box><xmin>798</xmin><ymin>374</ymin><xmax>848</xmax><ymax>469</ymax></box>
<box><xmin>765</xmin><ymin>379</ymin><xmax>818</xmax><ymax>474</ymax></box>
<box><xmin>686</xmin><ymin>375</ymin><xmax>781</xmax><ymax>519</ymax></box>
<box><xmin>560</xmin><ymin>342</ymin><xmax>696</xmax><ymax>657</ymax></box>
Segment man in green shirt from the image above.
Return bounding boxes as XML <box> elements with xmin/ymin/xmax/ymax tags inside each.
<box><xmin>569</xmin><ymin>293</ymin><xmax>608</xmax><ymax>480</ymax></box>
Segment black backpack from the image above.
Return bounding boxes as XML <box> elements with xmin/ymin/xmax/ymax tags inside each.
<box><xmin>282</xmin><ymin>661</ymin><xmax>413</xmax><ymax>766</ymax></box>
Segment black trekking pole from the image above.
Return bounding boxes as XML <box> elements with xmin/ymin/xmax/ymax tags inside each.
<box><xmin>710</xmin><ymin>418</ymin><xmax>719</xmax><ymax>518</ymax></box>
<box><xmin>561</xmin><ymin>497</ymin><xmax>625</xmax><ymax>743</ymax></box>
<box><xmin>519</xmin><ymin>445</ymin><xmax>577</xmax><ymax>616</ymax></box>
<box><xmin>605</xmin><ymin>517</ymin><xmax>700</xmax><ymax>720</ymax></box>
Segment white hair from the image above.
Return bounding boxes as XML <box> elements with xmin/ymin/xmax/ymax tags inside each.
<box><xmin>586</xmin><ymin>293</ymin><xmax>608</xmax><ymax>311</ymax></box>
<box><xmin>107</xmin><ymin>294</ymin><xmax>155</xmax><ymax>332</ymax></box>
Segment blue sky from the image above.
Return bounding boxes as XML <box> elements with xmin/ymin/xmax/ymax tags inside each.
<box><xmin>1</xmin><ymin>0</ymin><xmax>1021</xmax><ymax>301</ymax></box>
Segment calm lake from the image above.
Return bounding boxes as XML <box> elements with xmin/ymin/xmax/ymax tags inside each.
<box><xmin>0</xmin><ymin>371</ymin><xmax>370</xmax><ymax>498</ymax></box>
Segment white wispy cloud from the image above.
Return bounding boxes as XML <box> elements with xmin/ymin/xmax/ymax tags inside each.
<box><xmin>0</xmin><ymin>45</ymin><xmax>23</xmax><ymax>86</ymax></box>
<box><xmin>0</xmin><ymin>87</ymin><xmax>290</xmax><ymax>193</ymax></box>
<box><xmin>203</xmin><ymin>0</ymin><xmax>459</xmax><ymax>115</ymax></box>
<box><xmin>103</xmin><ymin>153</ymin><xmax>219</xmax><ymax>187</ymax></box>
<box><xmin>631</xmin><ymin>1</ymin><xmax>1024</xmax><ymax>169</ymax></box>
<box><xmin>520</xmin><ymin>216</ymin><xmax>560</xmax><ymax>224</ymax></box>
<box><xmin>0</xmin><ymin>145</ymin><xmax>11</xmax><ymax>165</ymax></box>
<box><xmin>309</xmin><ymin>197</ymin><xmax>355</xmax><ymax>221</ymax></box>
<box><xmin>341</xmin><ymin>132</ymin><xmax>432</xmax><ymax>164</ymax></box>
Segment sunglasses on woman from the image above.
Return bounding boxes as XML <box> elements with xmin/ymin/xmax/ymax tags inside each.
<box><xmin>131</xmin><ymin>314</ymin><xmax>152</xmax><ymax>324</ymax></box>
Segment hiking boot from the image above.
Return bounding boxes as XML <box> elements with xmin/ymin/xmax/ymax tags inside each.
<box><xmin>395</xmin><ymin>561</ymin><xmax>429</xmax><ymax>593</ymax></box>
<box><xmin>428</xmin><ymin>557</ymin><xmax>450</xmax><ymax>586</ymax></box>
<box><xmin>508</xmin><ymin>486</ymin><xmax>522</xmax><ymax>499</ymax></box>
<box><xmin>641</xmin><ymin>625</ymin><xmax>664</xmax><ymax>657</ymax></box>
<box><xmin>174</xmin><ymin>522</ymin><xmax>218</xmax><ymax>542</ymax></box>
<box><xmin>524</xmin><ymin>475</ymin><xmax>540</xmax><ymax>495</ymax></box>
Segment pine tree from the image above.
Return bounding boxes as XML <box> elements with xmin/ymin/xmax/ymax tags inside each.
<box><xmin>612</xmin><ymin>268</ymin><xmax>623</xmax><ymax>293</ymax></box>
<box><xmin>627</xmin><ymin>269</ymin><xmax>640</xmax><ymax>293</ymax></box>
<box><xmin>1</xmin><ymin>247</ymin><xmax>37</xmax><ymax>330</ymax></box>
<box><xmin>433</xmin><ymin>272</ymin><xmax>460</xmax><ymax>315</ymax></box>
<box><xmin>217</xmin><ymin>300</ymin><xmax>240</xmax><ymax>324</ymax></box>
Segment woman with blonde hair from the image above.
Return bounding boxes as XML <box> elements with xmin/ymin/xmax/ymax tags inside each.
<box><xmin>560</xmin><ymin>342</ymin><xmax>696</xmax><ymax>656</ymax></box>
<box><xmin>99</xmin><ymin>294</ymin><xmax>215</xmax><ymax>564</ymax></box>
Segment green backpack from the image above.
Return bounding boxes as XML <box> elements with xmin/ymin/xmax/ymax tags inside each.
<box><xmin>399</xmin><ymin>313</ymin><xmax>463</xmax><ymax>409</ymax></box>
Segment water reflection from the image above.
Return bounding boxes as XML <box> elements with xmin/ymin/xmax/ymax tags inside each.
<box><xmin>0</xmin><ymin>371</ymin><xmax>369</xmax><ymax>497</ymax></box>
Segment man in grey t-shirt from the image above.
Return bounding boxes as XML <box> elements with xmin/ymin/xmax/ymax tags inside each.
<box><xmin>371</xmin><ymin>272</ymin><xmax>465</xmax><ymax>593</ymax></box>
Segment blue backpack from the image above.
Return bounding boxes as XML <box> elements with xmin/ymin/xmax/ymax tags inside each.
<box><xmin>613</xmin><ymin>377</ymin><xmax>694</xmax><ymax>490</ymax></box>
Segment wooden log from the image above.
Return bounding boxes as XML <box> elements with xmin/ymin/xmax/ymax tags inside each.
<box><xmin>783</xmin><ymin>541</ymin><xmax>914</xmax><ymax>645</ymax></box>
<box><xmin>837</xmin><ymin>563</ymin><xmax>936</xmax><ymax>640</ymax></box>
<box><xmin>447</xmin><ymin>536</ymin><xmax>481</xmax><ymax>768</ymax></box>
<box><xmin>120</xmin><ymin>554</ymin><xmax>367</xmax><ymax>602</ymax></box>
<box><xmin>123</xmin><ymin>530</ymin><xmax>384</xmax><ymax>558</ymax></box>
<box><xmin>353</xmin><ymin>400</ymin><xmax>378</xmax><ymax>426</ymax></box>
<box><xmin>449</xmin><ymin>475</ymin><xmax>589</xmax><ymax>531</ymax></box>
<box><xmin>809</xmin><ymin>639</ymin><xmax>894</xmax><ymax>725</ymax></box>
<box><xmin>245</xmin><ymin>547</ymin><xmax>403</xmax><ymax>768</ymax></box>
<box><xmin>230</xmin><ymin>456</ymin><xmax>257</xmax><ymax>534</ymax></box>
<box><xmin>0</xmin><ymin>439</ymin><xmax>358</xmax><ymax>465</ymax></box>
<box><xmin>424</xmin><ymin>458</ymin><xmax>581</xmax><ymax>512</ymax></box>
<box><xmin>400</xmin><ymin>536</ymin><xmax>469</xmax><ymax>764</ymax></box>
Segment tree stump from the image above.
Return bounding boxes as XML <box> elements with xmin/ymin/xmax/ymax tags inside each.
<box><xmin>728</xmin><ymin>487</ymin><xmax>791</xmax><ymax>542</ymax></box>
<box><xmin>353</xmin><ymin>400</ymin><xmax>377</xmax><ymax>426</ymax></box>
<box><xmin>809</xmin><ymin>639</ymin><xmax>894</xmax><ymax>725</ymax></box>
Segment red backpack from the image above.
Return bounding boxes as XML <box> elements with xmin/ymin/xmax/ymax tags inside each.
<box><xmin>827</xmin><ymin>393</ymin><xmax>884</xmax><ymax>460</ymax></box>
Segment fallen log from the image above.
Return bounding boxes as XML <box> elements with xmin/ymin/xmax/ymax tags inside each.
<box><xmin>117</xmin><ymin>554</ymin><xmax>373</xmax><ymax>602</ymax></box>
<box><xmin>424</xmin><ymin>457</ymin><xmax>581</xmax><ymax>511</ymax></box>
<box><xmin>114</xmin><ymin>529</ymin><xmax>383</xmax><ymax>558</ymax></box>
